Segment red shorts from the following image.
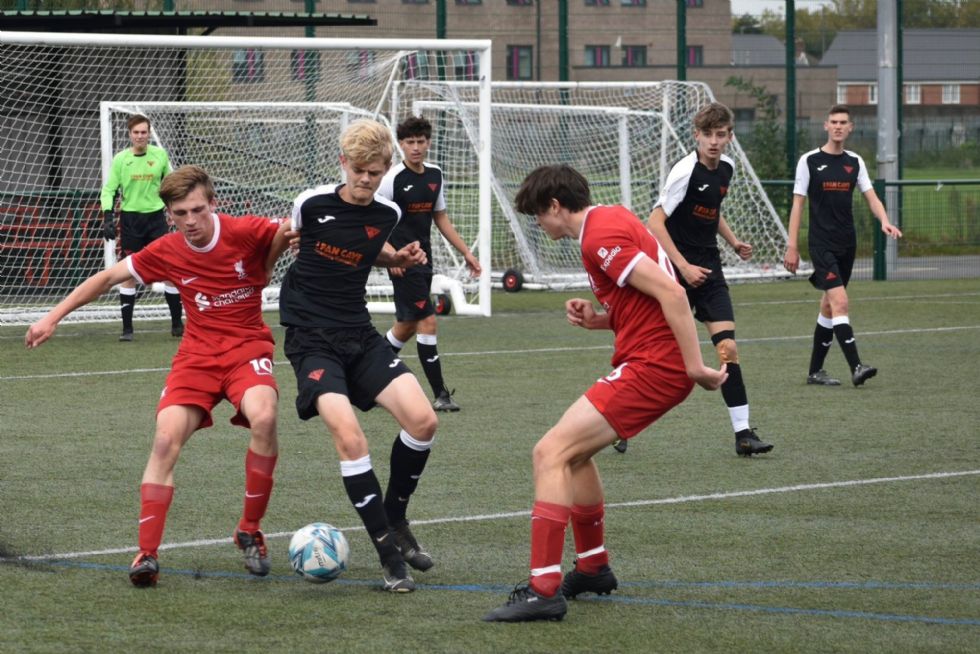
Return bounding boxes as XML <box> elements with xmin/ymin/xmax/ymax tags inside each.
<box><xmin>158</xmin><ymin>340</ymin><xmax>278</xmax><ymax>429</ymax></box>
<box><xmin>584</xmin><ymin>358</ymin><xmax>694</xmax><ymax>438</ymax></box>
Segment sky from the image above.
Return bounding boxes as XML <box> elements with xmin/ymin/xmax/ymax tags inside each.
<box><xmin>730</xmin><ymin>0</ymin><xmax>836</xmax><ymax>17</ymax></box>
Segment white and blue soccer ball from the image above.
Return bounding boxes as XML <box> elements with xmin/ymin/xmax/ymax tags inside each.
<box><xmin>288</xmin><ymin>522</ymin><xmax>350</xmax><ymax>583</ymax></box>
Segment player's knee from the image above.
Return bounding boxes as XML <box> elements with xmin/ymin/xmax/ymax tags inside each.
<box><xmin>150</xmin><ymin>429</ymin><xmax>183</xmax><ymax>461</ymax></box>
<box><xmin>248</xmin><ymin>407</ymin><xmax>278</xmax><ymax>441</ymax></box>
<box><xmin>408</xmin><ymin>409</ymin><xmax>438</xmax><ymax>440</ymax></box>
<box><xmin>711</xmin><ymin>330</ymin><xmax>738</xmax><ymax>364</ymax></box>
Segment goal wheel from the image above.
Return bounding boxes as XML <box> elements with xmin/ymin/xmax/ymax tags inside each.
<box><xmin>502</xmin><ymin>268</ymin><xmax>524</xmax><ymax>293</ymax></box>
<box><xmin>433</xmin><ymin>293</ymin><xmax>452</xmax><ymax>316</ymax></box>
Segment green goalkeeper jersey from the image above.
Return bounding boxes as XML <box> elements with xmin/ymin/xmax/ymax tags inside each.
<box><xmin>100</xmin><ymin>144</ymin><xmax>171</xmax><ymax>213</ymax></box>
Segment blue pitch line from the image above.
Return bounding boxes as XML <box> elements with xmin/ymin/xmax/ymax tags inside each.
<box><xmin>18</xmin><ymin>559</ymin><xmax>979</xmax><ymax>627</ymax></box>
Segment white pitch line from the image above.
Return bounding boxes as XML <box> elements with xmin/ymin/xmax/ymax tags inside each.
<box><xmin>4</xmin><ymin>323</ymin><xmax>980</xmax><ymax>382</ymax></box>
<box><xmin>10</xmin><ymin>469</ymin><xmax>979</xmax><ymax>563</ymax></box>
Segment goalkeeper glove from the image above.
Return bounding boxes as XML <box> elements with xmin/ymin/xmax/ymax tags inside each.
<box><xmin>102</xmin><ymin>211</ymin><xmax>116</xmax><ymax>241</ymax></box>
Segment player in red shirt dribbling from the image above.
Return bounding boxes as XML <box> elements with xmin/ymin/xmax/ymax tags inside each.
<box><xmin>26</xmin><ymin>165</ymin><xmax>292</xmax><ymax>588</ymax></box>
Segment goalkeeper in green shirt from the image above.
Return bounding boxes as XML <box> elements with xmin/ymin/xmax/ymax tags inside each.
<box><xmin>101</xmin><ymin>114</ymin><xmax>183</xmax><ymax>340</ymax></box>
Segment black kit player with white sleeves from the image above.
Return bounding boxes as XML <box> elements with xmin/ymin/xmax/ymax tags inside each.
<box><xmin>647</xmin><ymin>102</ymin><xmax>774</xmax><ymax>457</ymax></box>
<box><xmin>784</xmin><ymin>104</ymin><xmax>902</xmax><ymax>387</ymax></box>
<box><xmin>378</xmin><ymin>116</ymin><xmax>482</xmax><ymax>412</ymax></box>
<box><xmin>279</xmin><ymin>119</ymin><xmax>440</xmax><ymax>593</ymax></box>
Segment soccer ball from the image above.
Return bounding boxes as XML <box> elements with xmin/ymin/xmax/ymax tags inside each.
<box><xmin>288</xmin><ymin>522</ymin><xmax>350</xmax><ymax>583</ymax></box>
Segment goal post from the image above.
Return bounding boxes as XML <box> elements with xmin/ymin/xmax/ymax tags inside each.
<box><xmin>395</xmin><ymin>80</ymin><xmax>794</xmax><ymax>290</ymax></box>
<box><xmin>0</xmin><ymin>31</ymin><xmax>492</xmax><ymax>325</ymax></box>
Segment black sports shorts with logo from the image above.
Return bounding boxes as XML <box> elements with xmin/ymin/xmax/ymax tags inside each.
<box><xmin>120</xmin><ymin>210</ymin><xmax>168</xmax><ymax>257</ymax></box>
<box><xmin>807</xmin><ymin>245</ymin><xmax>856</xmax><ymax>291</ymax></box>
<box><xmin>284</xmin><ymin>326</ymin><xmax>412</xmax><ymax>420</ymax></box>
<box><xmin>678</xmin><ymin>248</ymin><xmax>734</xmax><ymax>323</ymax></box>
<box><xmin>390</xmin><ymin>269</ymin><xmax>435</xmax><ymax>322</ymax></box>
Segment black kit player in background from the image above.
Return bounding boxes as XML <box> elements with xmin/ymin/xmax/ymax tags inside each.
<box><xmin>378</xmin><ymin>116</ymin><xmax>482</xmax><ymax>412</ymax></box>
<box><xmin>646</xmin><ymin>102</ymin><xmax>774</xmax><ymax>458</ymax></box>
<box><xmin>279</xmin><ymin>118</ymin><xmax>438</xmax><ymax>594</ymax></box>
<box><xmin>784</xmin><ymin>104</ymin><xmax>902</xmax><ymax>387</ymax></box>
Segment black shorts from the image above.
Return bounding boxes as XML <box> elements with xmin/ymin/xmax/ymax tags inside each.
<box><xmin>390</xmin><ymin>269</ymin><xmax>434</xmax><ymax>322</ymax></box>
<box><xmin>120</xmin><ymin>210</ymin><xmax>168</xmax><ymax>257</ymax></box>
<box><xmin>284</xmin><ymin>326</ymin><xmax>412</xmax><ymax>420</ymax></box>
<box><xmin>685</xmin><ymin>276</ymin><xmax>734</xmax><ymax>323</ymax></box>
<box><xmin>808</xmin><ymin>245</ymin><xmax>856</xmax><ymax>291</ymax></box>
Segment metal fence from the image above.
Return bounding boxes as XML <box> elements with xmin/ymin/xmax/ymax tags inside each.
<box><xmin>761</xmin><ymin>179</ymin><xmax>980</xmax><ymax>281</ymax></box>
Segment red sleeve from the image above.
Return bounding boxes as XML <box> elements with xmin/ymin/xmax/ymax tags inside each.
<box><xmin>582</xmin><ymin>209</ymin><xmax>645</xmax><ymax>286</ymax></box>
<box><xmin>128</xmin><ymin>234</ymin><xmax>174</xmax><ymax>285</ymax></box>
<box><xmin>224</xmin><ymin>213</ymin><xmax>281</xmax><ymax>254</ymax></box>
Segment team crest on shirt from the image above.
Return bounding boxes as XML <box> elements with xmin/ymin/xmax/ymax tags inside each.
<box><xmin>365</xmin><ymin>225</ymin><xmax>381</xmax><ymax>239</ymax></box>
<box><xmin>428</xmin><ymin>183</ymin><xmax>438</xmax><ymax>192</ymax></box>
<box><xmin>234</xmin><ymin>259</ymin><xmax>246</xmax><ymax>279</ymax></box>
<box><xmin>843</xmin><ymin>165</ymin><xmax>854</xmax><ymax>174</ymax></box>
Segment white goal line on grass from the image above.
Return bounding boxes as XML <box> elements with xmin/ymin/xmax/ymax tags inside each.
<box><xmin>2</xmin><ymin>324</ymin><xmax>980</xmax><ymax>382</ymax></box>
<box><xmin>9</xmin><ymin>469</ymin><xmax>979</xmax><ymax>563</ymax></box>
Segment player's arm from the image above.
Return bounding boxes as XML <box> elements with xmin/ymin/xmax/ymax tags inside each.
<box><xmin>264</xmin><ymin>218</ymin><xmax>293</xmax><ymax>280</ymax></box>
<box><xmin>25</xmin><ymin>259</ymin><xmax>134</xmax><ymax>349</ymax></box>
<box><xmin>565</xmin><ymin>298</ymin><xmax>611</xmax><ymax>330</ymax></box>
<box><xmin>862</xmin><ymin>189</ymin><xmax>903</xmax><ymax>239</ymax></box>
<box><xmin>783</xmin><ymin>194</ymin><xmax>807</xmax><ymax>273</ymax></box>
<box><xmin>717</xmin><ymin>215</ymin><xmax>752</xmax><ymax>261</ymax></box>
<box><xmin>625</xmin><ymin>256</ymin><xmax>727</xmax><ymax>390</ymax></box>
<box><xmin>377</xmin><ymin>241</ymin><xmax>427</xmax><ymax>269</ymax></box>
<box><xmin>99</xmin><ymin>156</ymin><xmax>122</xmax><ymax>240</ymax></box>
<box><xmin>647</xmin><ymin>206</ymin><xmax>710</xmax><ymax>287</ymax></box>
<box><xmin>432</xmin><ymin>210</ymin><xmax>481</xmax><ymax>276</ymax></box>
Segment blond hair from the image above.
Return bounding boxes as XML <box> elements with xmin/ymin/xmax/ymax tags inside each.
<box><xmin>340</xmin><ymin>119</ymin><xmax>394</xmax><ymax>166</ymax></box>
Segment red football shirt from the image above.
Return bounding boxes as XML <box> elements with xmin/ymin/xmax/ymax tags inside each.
<box><xmin>579</xmin><ymin>205</ymin><xmax>685</xmax><ymax>369</ymax></box>
<box><xmin>127</xmin><ymin>213</ymin><xmax>279</xmax><ymax>355</ymax></box>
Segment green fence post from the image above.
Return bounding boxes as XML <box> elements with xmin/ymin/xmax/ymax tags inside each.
<box><xmin>873</xmin><ymin>179</ymin><xmax>887</xmax><ymax>281</ymax></box>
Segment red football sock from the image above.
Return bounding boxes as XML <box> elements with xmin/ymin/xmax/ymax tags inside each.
<box><xmin>138</xmin><ymin>483</ymin><xmax>174</xmax><ymax>558</ymax></box>
<box><xmin>238</xmin><ymin>449</ymin><xmax>277</xmax><ymax>532</ymax></box>
<box><xmin>528</xmin><ymin>500</ymin><xmax>571</xmax><ymax>597</ymax></box>
<box><xmin>571</xmin><ymin>503</ymin><xmax>609</xmax><ymax>574</ymax></box>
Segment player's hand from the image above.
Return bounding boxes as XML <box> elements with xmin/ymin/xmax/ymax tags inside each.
<box><xmin>25</xmin><ymin>319</ymin><xmax>56</xmax><ymax>349</ymax></box>
<box><xmin>681</xmin><ymin>263</ymin><xmax>711</xmax><ymax>287</ymax></box>
<box><xmin>882</xmin><ymin>222</ymin><xmax>903</xmax><ymax>239</ymax></box>
<box><xmin>389</xmin><ymin>266</ymin><xmax>405</xmax><ymax>277</ymax></box>
<box><xmin>464</xmin><ymin>252</ymin><xmax>482</xmax><ymax>277</ymax></box>
<box><xmin>102</xmin><ymin>211</ymin><xmax>116</xmax><ymax>241</ymax></box>
<box><xmin>689</xmin><ymin>362</ymin><xmax>728</xmax><ymax>391</ymax></box>
<box><xmin>565</xmin><ymin>298</ymin><xmax>596</xmax><ymax>328</ymax></box>
<box><xmin>783</xmin><ymin>246</ymin><xmax>800</xmax><ymax>274</ymax></box>
<box><xmin>734</xmin><ymin>241</ymin><xmax>753</xmax><ymax>261</ymax></box>
<box><xmin>395</xmin><ymin>241</ymin><xmax>427</xmax><ymax>268</ymax></box>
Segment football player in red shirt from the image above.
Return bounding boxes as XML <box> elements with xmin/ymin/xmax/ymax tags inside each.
<box><xmin>483</xmin><ymin>164</ymin><xmax>727</xmax><ymax>623</ymax></box>
<box><xmin>26</xmin><ymin>165</ymin><xmax>292</xmax><ymax>588</ymax></box>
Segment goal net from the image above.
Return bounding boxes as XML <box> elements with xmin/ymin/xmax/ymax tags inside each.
<box><xmin>394</xmin><ymin>81</ymin><xmax>792</xmax><ymax>289</ymax></box>
<box><xmin>0</xmin><ymin>32</ymin><xmax>491</xmax><ymax>325</ymax></box>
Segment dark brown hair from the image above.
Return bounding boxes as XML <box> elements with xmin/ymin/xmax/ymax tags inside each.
<box><xmin>514</xmin><ymin>164</ymin><xmax>591</xmax><ymax>216</ymax></box>
<box><xmin>159</xmin><ymin>165</ymin><xmax>215</xmax><ymax>206</ymax></box>
<box><xmin>127</xmin><ymin>114</ymin><xmax>151</xmax><ymax>131</ymax></box>
<box><xmin>397</xmin><ymin>115</ymin><xmax>432</xmax><ymax>141</ymax></box>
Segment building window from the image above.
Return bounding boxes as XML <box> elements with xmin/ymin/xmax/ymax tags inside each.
<box><xmin>686</xmin><ymin>0</ymin><xmax>703</xmax><ymax>6</ymax></box>
<box><xmin>686</xmin><ymin>45</ymin><xmax>703</xmax><ymax>67</ymax></box>
<box><xmin>585</xmin><ymin>0</ymin><xmax>610</xmax><ymax>5</ymax></box>
<box><xmin>346</xmin><ymin>50</ymin><xmax>376</xmax><ymax>81</ymax></box>
<box><xmin>942</xmin><ymin>84</ymin><xmax>960</xmax><ymax>104</ymax></box>
<box><xmin>506</xmin><ymin>45</ymin><xmax>533</xmax><ymax>80</ymax></box>
<box><xmin>507</xmin><ymin>0</ymin><xmax>533</xmax><ymax>4</ymax></box>
<box><xmin>455</xmin><ymin>0</ymin><xmax>481</xmax><ymax>4</ymax></box>
<box><xmin>622</xmin><ymin>45</ymin><xmax>646</xmax><ymax>67</ymax></box>
<box><xmin>454</xmin><ymin>50</ymin><xmax>478</xmax><ymax>80</ymax></box>
<box><xmin>291</xmin><ymin>50</ymin><xmax>319</xmax><ymax>83</ymax></box>
<box><xmin>232</xmin><ymin>49</ymin><xmax>264</xmax><ymax>83</ymax></box>
<box><xmin>837</xmin><ymin>84</ymin><xmax>848</xmax><ymax>104</ymax></box>
<box><xmin>905</xmin><ymin>83</ymin><xmax>921</xmax><ymax>105</ymax></box>
<box><xmin>402</xmin><ymin>52</ymin><xmax>429</xmax><ymax>80</ymax></box>
<box><xmin>868</xmin><ymin>83</ymin><xmax>877</xmax><ymax>105</ymax></box>
<box><xmin>621</xmin><ymin>0</ymin><xmax>646</xmax><ymax>5</ymax></box>
<box><xmin>402</xmin><ymin>0</ymin><xmax>428</xmax><ymax>3</ymax></box>
<box><xmin>347</xmin><ymin>0</ymin><xmax>375</xmax><ymax>3</ymax></box>
<box><xmin>584</xmin><ymin>45</ymin><xmax>611</xmax><ymax>68</ymax></box>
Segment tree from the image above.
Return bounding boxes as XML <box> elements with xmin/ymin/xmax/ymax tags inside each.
<box><xmin>732</xmin><ymin>13</ymin><xmax>764</xmax><ymax>34</ymax></box>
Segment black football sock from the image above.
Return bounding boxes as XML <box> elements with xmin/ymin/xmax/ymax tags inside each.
<box><xmin>119</xmin><ymin>289</ymin><xmax>136</xmax><ymax>333</ymax></box>
<box><xmin>832</xmin><ymin>318</ymin><xmax>862</xmax><ymax>372</ymax></box>
<box><xmin>417</xmin><ymin>337</ymin><xmax>446</xmax><ymax>396</ymax></box>
<box><xmin>341</xmin><ymin>460</ymin><xmax>399</xmax><ymax>565</ymax></box>
<box><xmin>164</xmin><ymin>289</ymin><xmax>182</xmax><ymax>328</ymax></box>
<box><xmin>809</xmin><ymin>317</ymin><xmax>835</xmax><ymax>374</ymax></box>
<box><xmin>384</xmin><ymin>431</ymin><xmax>432</xmax><ymax>526</ymax></box>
